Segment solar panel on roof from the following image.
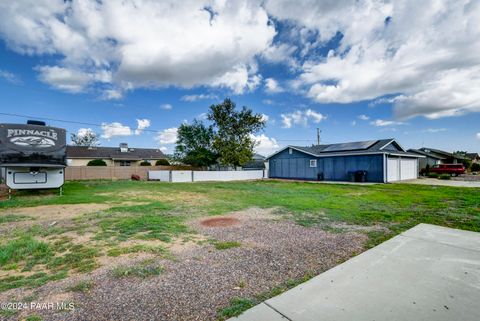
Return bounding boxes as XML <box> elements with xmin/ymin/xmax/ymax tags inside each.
<box><xmin>322</xmin><ymin>140</ymin><xmax>378</xmax><ymax>152</ymax></box>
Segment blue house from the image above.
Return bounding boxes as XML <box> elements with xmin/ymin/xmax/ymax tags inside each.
<box><xmin>267</xmin><ymin>139</ymin><xmax>423</xmax><ymax>183</ymax></box>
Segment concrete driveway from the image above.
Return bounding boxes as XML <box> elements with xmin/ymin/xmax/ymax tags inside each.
<box><xmin>396</xmin><ymin>178</ymin><xmax>480</xmax><ymax>187</ymax></box>
<box><xmin>230</xmin><ymin>224</ymin><xmax>480</xmax><ymax>321</ymax></box>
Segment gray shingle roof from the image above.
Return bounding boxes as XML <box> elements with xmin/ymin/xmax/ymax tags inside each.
<box><xmin>407</xmin><ymin>148</ymin><xmax>466</xmax><ymax>160</ymax></box>
<box><xmin>267</xmin><ymin>138</ymin><xmax>423</xmax><ymax>159</ymax></box>
<box><xmin>66</xmin><ymin>145</ymin><xmax>166</xmax><ymax>160</ymax></box>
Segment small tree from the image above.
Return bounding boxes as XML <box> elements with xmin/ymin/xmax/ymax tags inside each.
<box><xmin>454</xmin><ymin>151</ymin><xmax>471</xmax><ymax>170</ymax></box>
<box><xmin>174</xmin><ymin>119</ymin><xmax>218</xmax><ymax>167</ymax></box>
<box><xmin>155</xmin><ymin>159</ymin><xmax>170</xmax><ymax>166</ymax></box>
<box><xmin>140</xmin><ymin>161</ymin><xmax>151</xmax><ymax>166</ymax></box>
<box><xmin>207</xmin><ymin>98</ymin><xmax>265</xmax><ymax>167</ymax></box>
<box><xmin>87</xmin><ymin>159</ymin><xmax>107</xmax><ymax>166</ymax></box>
<box><xmin>471</xmin><ymin>163</ymin><xmax>480</xmax><ymax>172</ymax></box>
<box><xmin>71</xmin><ymin>129</ymin><xmax>99</xmax><ymax>147</ymax></box>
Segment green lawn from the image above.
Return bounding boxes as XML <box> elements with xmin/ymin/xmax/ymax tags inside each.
<box><xmin>0</xmin><ymin>179</ymin><xmax>479</xmax><ymax>292</ymax></box>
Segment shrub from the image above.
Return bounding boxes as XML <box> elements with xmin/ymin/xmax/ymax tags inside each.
<box><xmin>427</xmin><ymin>173</ymin><xmax>439</xmax><ymax>178</ymax></box>
<box><xmin>439</xmin><ymin>174</ymin><xmax>451</xmax><ymax>180</ymax></box>
<box><xmin>140</xmin><ymin>161</ymin><xmax>151</xmax><ymax>166</ymax></box>
<box><xmin>131</xmin><ymin>174</ymin><xmax>141</xmax><ymax>181</ymax></box>
<box><xmin>471</xmin><ymin>163</ymin><xmax>480</xmax><ymax>172</ymax></box>
<box><xmin>87</xmin><ymin>159</ymin><xmax>107</xmax><ymax>166</ymax></box>
<box><xmin>155</xmin><ymin>159</ymin><xmax>170</xmax><ymax>166</ymax></box>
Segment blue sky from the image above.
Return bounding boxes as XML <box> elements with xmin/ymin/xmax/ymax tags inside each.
<box><xmin>0</xmin><ymin>1</ymin><xmax>479</xmax><ymax>155</ymax></box>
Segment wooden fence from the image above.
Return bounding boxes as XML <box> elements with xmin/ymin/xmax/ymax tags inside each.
<box><xmin>65</xmin><ymin>166</ymin><xmax>195</xmax><ymax>181</ymax></box>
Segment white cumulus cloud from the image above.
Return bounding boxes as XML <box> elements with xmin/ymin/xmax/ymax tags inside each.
<box><xmin>265</xmin><ymin>0</ymin><xmax>480</xmax><ymax>119</ymax></box>
<box><xmin>0</xmin><ymin>0</ymin><xmax>275</xmax><ymax>97</ymax></box>
<box><xmin>264</xmin><ymin>77</ymin><xmax>284</xmax><ymax>93</ymax></box>
<box><xmin>370</xmin><ymin>119</ymin><xmax>405</xmax><ymax>127</ymax></box>
<box><xmin>101</xmin><ymin>122</ymin><xmax>132</xmax><ymax>139</ymax></box>
<box><xmin>281</xmin><ymin>109</ymin><xmax>326</xmax><ymax>128</ymax></box>
<box><xmin>251</xmin><ymin>134</ymin><xmax>279</xmax><ymax>155</ymax></box>
<box><xmin>155</xmin><ymin>127</ymin><xmax>178</xmax><ymax>145</ymax></box>
<box><xmin>180</xmin><ymin>94</ymin><xmax>218</xmax><ymax>102</ymax></box>
<box><xmin>134</xmin><ymin>119</ymin><xmax>151</xmax><ymax>135</ymax></box>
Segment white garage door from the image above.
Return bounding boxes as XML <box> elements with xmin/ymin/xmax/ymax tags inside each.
<box><xmin>400</xmin><ymin>158</ymin><xmax>417</xmax><ymax>180</ymax></box>
<box><xmin>387</xmin><ymin>157</ymin><xmax>399</xmax><ymax>182</ymax></box>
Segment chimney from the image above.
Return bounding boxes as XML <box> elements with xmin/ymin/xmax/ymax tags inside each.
<box><xmin>119</xmin><ymin>143</ymin><xmax>128</xmax><ymax>153</ymax></box>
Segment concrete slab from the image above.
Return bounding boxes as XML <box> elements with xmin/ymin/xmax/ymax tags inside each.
<box><xmin>229</xmin><ymin>224</ymin><xmax>480</xmax><ymax>321</ymax></box>
<box><xmin>228</xmin><ymin>303</ymin><xmax>288</xmax><ymax>321</ymax></box>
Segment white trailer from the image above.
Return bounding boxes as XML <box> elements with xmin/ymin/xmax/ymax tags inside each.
<box><xmin>0</xmin><ymin>121</ymin><xmax>67</xmax><ymax>198</ymax></box>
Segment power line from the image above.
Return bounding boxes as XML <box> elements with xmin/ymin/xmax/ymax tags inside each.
<box><xmin>0</xmin><ymin>111</ymin><xmax>322</xmax><ymax>142</ymax></box>
<box><xmin>0</xmin><ymin>111</ymin><xmax>164</xmax><ymax>134</ymax></box>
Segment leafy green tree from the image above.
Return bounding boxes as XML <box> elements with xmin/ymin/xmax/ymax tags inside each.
<box><xmin>207</xmin><ymin>98</ymin><xmax>265</xmax><ymax>167</ymax></box>
<box><xmin>174</xmin><ymin>119</ymin><xmax>218</xmax><ymax>167</ymax></box>
<box><xmin>71</xmin><ymin>129</ymin><xmax>99</xmax><ymax>147</ymax></box>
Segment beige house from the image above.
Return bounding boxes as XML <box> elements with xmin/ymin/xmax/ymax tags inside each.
<box><xmin>66</xmin><ymin>143</ymin><xmax>167</xmax><ymax>166</ymax></box>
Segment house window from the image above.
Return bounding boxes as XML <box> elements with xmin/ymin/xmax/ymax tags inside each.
<box><xmin>310</xmin><ymin>159</ymin><xmax>317</xmax><ymax>167</ymax></box>
<box><xmin>289</xmin><ymin>148</ymin><xmax>292</xmax><ymax>154</ymax></box>
<box><xmin>119</xmin><ymin>161</ymin><xmax>131</xmax><ymax>166</ymax></box>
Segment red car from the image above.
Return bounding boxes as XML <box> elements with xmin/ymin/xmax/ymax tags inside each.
<box><xmin>430</xmin><ymin>164</ymin><xmax>465</xmax><ymax>176</ymax></box>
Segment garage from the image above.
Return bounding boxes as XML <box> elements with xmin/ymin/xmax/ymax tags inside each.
<box><xmin>387</xmin><ymin>157</ymin><xmax>418</xmax><ymax>182</ymax></box>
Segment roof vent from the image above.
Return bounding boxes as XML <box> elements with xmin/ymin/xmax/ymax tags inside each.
<box><xmin>27</xmin><ymin>120</ymin><xmax>46</xmax><ymax>126</ymax></box>
<box><xmin>119</xmin><ymin>143</ymin><xmax>128</xmax><ymax>153</ymax></box>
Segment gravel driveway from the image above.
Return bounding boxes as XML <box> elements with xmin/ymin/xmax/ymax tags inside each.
<box><xmin>1</xmin><ymin>208</ymin><xmax>366</xmax><ymax>321</ymax></box>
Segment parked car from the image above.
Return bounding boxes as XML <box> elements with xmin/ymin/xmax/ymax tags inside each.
<box><xmin>429</xmin><ymin>164</ymin><xmax>465</xmax><ymax>176</ymax></box>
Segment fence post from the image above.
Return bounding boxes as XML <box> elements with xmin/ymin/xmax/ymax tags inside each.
<box><xmin>191</xmin><ymin>171</ymin><xmax>195</xmax><ymax>182</ymax></box>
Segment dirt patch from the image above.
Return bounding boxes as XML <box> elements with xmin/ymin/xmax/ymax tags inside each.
<box><xmin>101</xmin><ymin>191</ymin><xmax>210</xmax><ymax>205</ymax></box>
<box><xmin>1</xmin><ymin>204</ymin><xmax>110</xmax><ymax>222</ymax></box>
<box><xmin>200</xmin><ymin>217</ymin><xmax>240</xmax><ymax>227</ymax></box>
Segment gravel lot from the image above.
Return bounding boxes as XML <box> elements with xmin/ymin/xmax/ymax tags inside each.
<box><xmin>1</xmin><ymin>208</ymin><xmax>366</xmax><ymax>321</ymax></box>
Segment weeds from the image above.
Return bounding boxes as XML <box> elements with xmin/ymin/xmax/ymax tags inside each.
<box><xmin>112</xmin><ymin>260</ymin><xmax>164</xmax><ymax>278</ymax></box>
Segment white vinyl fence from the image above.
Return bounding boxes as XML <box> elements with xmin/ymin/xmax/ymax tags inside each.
<box><xmin>148</xmin><ymin>170</ymin><xmax>265</xmax><ymax>182</ymax></box>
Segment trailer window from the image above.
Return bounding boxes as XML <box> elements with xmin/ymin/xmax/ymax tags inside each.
<box><xmin>310</xmin><ymin>159</ymin><xmax>317</xmax><ymax>167</ymax></box>
<box><xmin>120</xmin><ymin>161</ymin><xmax>131</xmax><ymax>166</ymax></box>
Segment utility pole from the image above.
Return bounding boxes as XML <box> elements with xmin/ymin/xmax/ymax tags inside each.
<box><xmin>317</xmin><ymin>128</ymin><xmax>321</xmax><ymax>145</ymax></box>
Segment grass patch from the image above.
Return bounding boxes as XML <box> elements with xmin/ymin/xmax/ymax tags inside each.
<box><xmin>212</xmin><ymin>241</ymin><xmax>241</xmax><ymax>250</ymax></box>
<box><xmin>218</xmin><ymin>272</ymin><xmax>315</xmax><ymax>320</ymax></box>
<box><xmin>438</xmin><ymin>174</ymin><xmax>451</xmax><ymax>180</ymax></box>
<box><xmin>47</xmin><ymin>244</ymin><xmax>99</xmax><ymax>273</ymax></box>
<box><xmin>0</xmin><ymin>271</ymin><xmax>68</xmax><ymax>292</ymax></box>
<box><xmin>25</xmin><ymin>314</ymin><xmax>43</xmax><ymax>321</ymax></box>
<box><xmin>0</xmin><ymin>214</ymin><xmax>31</xmax><ymax>224</ymax></box>
<box><xmin>107</xmin><ymin>244</ymin><xmax>169</xmax><ymax>257</ymax></box>
<box><xmin>0</xmin><ymin>309</ymin><xmax>17</xmax><ymax>318</ymax></box>
<box><xmin>97</xmin><ymin>204</ymin><xmax>189</xmax><ymax>241</ymax></box>
<box><xmin>0</xmin><ymin>236</ymin><xmax>52</xmax><ymax>269</ymax></box>
<box><xmin>67</xmin><ymin>280</ymin><xmax>94</xmax><ymax>293</ymax></box>
<box><xmin>218</xmin><ymin>297</ymin><xmax>256</xmax><ymax>319</ymax></box>
<box><xmin>112</xmin><ymin>260</ymin><xmax>163</xmax><ymax>278</ymax></box>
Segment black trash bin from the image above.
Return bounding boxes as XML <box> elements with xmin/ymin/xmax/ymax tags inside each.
<box><xmin>317</xmin><ymin>172</ymin><xmax>324</xmax><ymax>181</ymax></box>
<box><xmin>347</xmin><ymin>171</ymin><xmax>356</xmax><ymax>182</ymax></box>
<box><xmin>355</xmin><ymin>170</ymin><xmax>367</xmax><ymax>182</ymax></box>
